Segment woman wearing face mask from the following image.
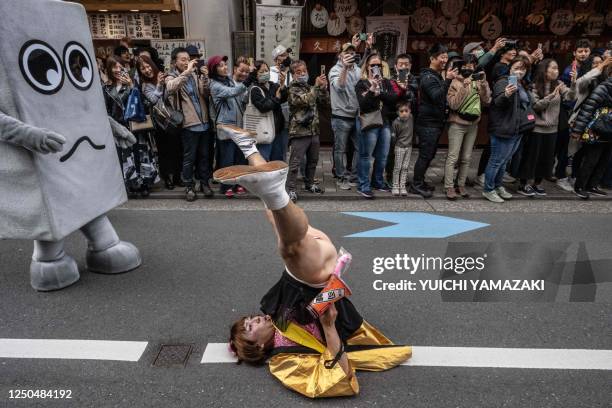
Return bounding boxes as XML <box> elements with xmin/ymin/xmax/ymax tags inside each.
<box><xmin>483</xmin><ymin>56</ymin><xmax>535</xmax><ymax>203</ymax></box>
<box><xmin>445</xmin><ymin>55</ymin><xmax>491</xmax><ymax>200</ymax></box>
<box><xmin>354</xmin><ymin>54</ymin><xmax>393</xmax><ymax>198</ymax></box>
<box><xmin>516</xmin><ymin>59</ymin><xmax>576</xmax><ymax>197</ymax></box>
<box><xmin>247</xmin><ymin>60</ymin><xmax>289</xmax><ymax>160</ymax></box>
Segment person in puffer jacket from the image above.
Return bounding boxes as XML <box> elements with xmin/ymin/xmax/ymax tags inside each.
<box><xmin>570</xmin><ymin>70</ymin><xmax>612</xmax><ymax>199</ymax></box>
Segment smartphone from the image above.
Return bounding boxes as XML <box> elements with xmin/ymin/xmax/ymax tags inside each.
<box><xmin>538</xmin><ymin>43</ymin><xmax>543</xmax><ymax>49</ymax></box>
<box><xmin>359</xmin><ymin>32</ymin><xmax>368</xmax><ymax>41</ymax></box>
<box><xmin>571</xmin><ymin>60</ymin><xmax>577</xmax><ymax>72</ymax></box>
<box><xmin>320</xmin><ymin>65</ymin><xmax>326</xmax><ymax>76</ymax></box>
<box><xmin>350</xmin><ymin>54</ymin><xmax>361</xmax><ymax>65</ymax></box>
<box><xmin>508</xmin><ymin>75</ymin><xmax>518</xmax><ymax>86</ymax></box>
<box><xmin>451</xmin><ymin>59</ymin><xmax>464</xmax><ymax>71</ymax></box>
<box><xmin>371</xmin><ymin>65</ymin><xmax>381</xmax><ymax>79</ymax></box>
<box><xmin>398</xmin><ymin>69</ymin><xmax>408</xmax><ymax>83</ymax></box>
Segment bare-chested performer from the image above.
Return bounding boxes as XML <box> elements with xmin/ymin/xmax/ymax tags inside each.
<box><xmin>214</xmin><ymin>124</ymin><xmax>411</xmax><ymax>398</ymax></box>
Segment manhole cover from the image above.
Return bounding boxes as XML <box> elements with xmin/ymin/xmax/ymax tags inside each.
<box><xmin>152</xmin><ymin>344</ymin><xmax>193</xmax><ymax>368</ymax></box>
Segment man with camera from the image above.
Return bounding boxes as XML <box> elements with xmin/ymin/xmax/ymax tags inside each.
<box><xmin>269</xmin><ymin>45</ymin><xmax>293</xmax><ymax>161</ymax></box>
<box><xmin>165</xmin><ymin>47</ymin><xmax>213</xmax><ymax>201</ymax></box>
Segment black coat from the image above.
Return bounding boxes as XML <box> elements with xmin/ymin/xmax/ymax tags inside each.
<box><xmin>103</xmin><ymin>83</ymin><xmax>131</xmax><ymax>125</ymax></box>
<box><xmin>488</xmin><ymin>76</ymin><xmax>533</xmax><ymax>139</ymax></box>
<box><xmin>572</xmin><ymin>77</ymin><xmax>612</xmax><ymax>136</ymax></box>
<box><xmin>249</xmin><ymin>82</ymin><xmax>288</xmax><ymax>134</ymax></box>
<box><xmin>415</xmin><ymin>68</ymin><xmax>451</xmax><ymax>129</ymax></box>
<box><xmin>355</xmin><ymin>78</ymin><xmax>408</xmax><ymax>124</ymax></box>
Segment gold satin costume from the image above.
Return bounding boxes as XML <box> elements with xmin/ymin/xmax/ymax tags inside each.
<box><xmin>268</xmin><ymin>320</ymin><xmax>412</xmax><ymax>398</ymax></box>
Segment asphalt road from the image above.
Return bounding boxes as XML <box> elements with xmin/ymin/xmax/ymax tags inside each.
<box><xmin>1</xmin><ymin>202</ymin><xmax>611</xmax><ymax>407</ymax></box>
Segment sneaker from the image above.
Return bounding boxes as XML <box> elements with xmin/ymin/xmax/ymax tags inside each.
<box><xmin>185</xmin><ymin>186</ymin><xmax>197</xmax><ymax>202</ymax></box>
<box><xmin>556</xmin><ymin>177</ymin><xmax>574</xmax><ymax>192</ymax></box>
<box><xmin>199</xmin><ymin>183</ymin><xmax>214</xmax><ymax>198</ymax></box>
<box><xmin>475</xmin><ymin>174</ymin><xmax>485</xmax><ymax>187</ymax></box>
<box><xmin>574</xmin><ymin>188</ymin><xmax>589</xmax><ymax>199</ymax></box>
<box><xmin>235</xmin><ymin>186</ymin><xmax>247</xmax><ymax>195</ymax></box>
<box><xmin>400</xmin><ymin>188</ymin><xmax>408</xmax><ymax>196</ymax></box>
<box><xmin>375</xmin><ymin>183</ymin><xmax>392</xmax><ymax>192</ymax></box>
<box><xmin>337</xmin><ymin>178</ymin><xmax>351</xmax><ymax>190</ymax></box>
<box><xmin>358</xmin><ymin>189</ymin><xmax>375</xmax><ymax>199</ymax></box>
<box><xmin>348</xmin><ymin>180</ymin><xmax>358</xmax><ymax>187</ymax></box>
<box><xmin>503</xmin><ymin>172</ymin><xmax>516</xmax><ymax>183</ymax></box>
<box><xmin>588</xmin><ymin>187</ymin><xmax>608</xmax><ymax>196</ymax></box>
<box><xmin>482</xmin><ymin>190</ymin><xmax>504</xmax><ymax>203</ymax></box>
<box><xmin>306</xmin><ymin>184</ymin><xmax>324</xmax><ymax>194</ymax></box>
<box><xmin>532</xmin><ymin>185</ymin><xmax>547</xmax><ymax>196</ymax></box>
<box><xmin>495</xmin><ymin>186</ymin><xmax>513</xmax><ymax>199</ymax></box>
<box><xmin>517</xmin><ymin>184</ymin><xmax>536</xmax><ymax>197</ymax></box>
<box><xmin>392</xmin><ymin>187</ymin><xmax>401</xmax><ymax>196</ymax></box>
<box><xmin>408</xmin><ymin>183</ymin><xmax>433</xmax><ymax>198</ymax></box>
<box><xmin>423</xmin><ymin>181</ymin><xmax>435</xmax><ymax>191</ymax></box>
<box><xmin>289</xmin><ymin>190</ymin><xmax>298</xmax><ymax>203</ymax></box>
<box><xmin>224</xmin><ymin>189</ymin><xmax>235</xmax><ymax>198</ymax></box>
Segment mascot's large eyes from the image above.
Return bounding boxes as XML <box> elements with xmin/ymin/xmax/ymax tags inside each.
<box><xmin>19</xmin><ymin>40</ymin><xmax>64</xmax><ymax>94</ymax></box>
<box><xmin>63</xmin><ymin>41</ymin><xmax>93</xmax><ymax>90</ymax></box>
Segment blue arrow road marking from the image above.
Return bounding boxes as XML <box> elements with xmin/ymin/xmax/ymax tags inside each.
<box><xmin>342</xmin><ymin>212</ymin><xmax>490</xmax><ymax>238</ymax></box>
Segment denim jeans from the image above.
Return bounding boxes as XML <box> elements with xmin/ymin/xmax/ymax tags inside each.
<box><xmin>357</xmin><ymin>124</ymin><xmax>391</xmax><ymax>192</ymax></box>
<box><xmin>412</xmin><ymin>126</ymin><xmax>443</xmax><ymax>184</ymax></box>
<box><xmin>181</xmin><ymin>128</ymin><xmax>212</xmax><ymax>186</ymax></box>
<box><xmin>217</xmin><ymin>139</ymin><xmax>246</xmax><ymax>192</ymax></box>
<box><xmin>331</xmin><ymin>117</ymin><xmax>359</xmax><ymax>181</ymax></box>
<box><xmin>270</xmin><ymin>127</ymin><xmax>288</xmax><ymax>162</ymax></box>
<box><xmin>258</xmin><ymin>143</ymin><xmax>272</xmax><ymax>161</ymax></box>
<box><xmin>484</xmin><ymin>134</ymin><xmax>522</xmax><ymax>192</ymax></box>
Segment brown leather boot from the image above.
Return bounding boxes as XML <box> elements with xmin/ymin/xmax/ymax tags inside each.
<box><xmin>446</xmin><ymin>187</ymin><xmax>458</xmax><ymax>200</ymax></box>
<box><xmin>456</xmin><ymin>186</ymin><xmax>470</xmax><ymax>198</ymax></box>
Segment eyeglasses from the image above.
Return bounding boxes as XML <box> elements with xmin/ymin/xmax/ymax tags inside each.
<box><xmin>370</xmin><ymin>64</ymin><xmax>382</xmax><ymax>68</ymax></box>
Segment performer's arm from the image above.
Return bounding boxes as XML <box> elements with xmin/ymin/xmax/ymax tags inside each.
<box><xmin>320</xmin><ymin>304</ymin><xmax>351</xmax><ymax>376</ymax></box>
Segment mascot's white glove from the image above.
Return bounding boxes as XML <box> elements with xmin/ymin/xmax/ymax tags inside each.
<box><xmin>108</xmin><ymin>116</ymin><xmax>137</xmax><ymax>149</ymax></box>
<box><xmin>0</xmin><ymin>110</ymin><xmax>65</xmax><ymax>153</ymax></box>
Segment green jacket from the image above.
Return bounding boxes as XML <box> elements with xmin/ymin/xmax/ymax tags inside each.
<box><xmin>287</xmin><ymin>81</ymin><xmax>330</xmax><ymax>139</ymax></box>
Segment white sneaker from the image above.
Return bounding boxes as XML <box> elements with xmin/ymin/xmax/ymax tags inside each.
<box><xmin>503</xmin><ymin>172</ymin><xmax>516</xmax><ymax>183</ymax></box>
<box><xmin>475</xmin><ymin>174</ymin><xmax>485</xmax><ymax>187</ymax></box>
<box><xmin>400</xmin><ymin>188</ymin><xmax>408</xmax><ymax>196</ymax></box>
<box><xmin>556</xmin><ymin>177</ymin><xmax>573</xmax><ymax>192</ymax></box>
<box><xmin>213</xmin><ymin>161</ymin><xmax>289</xmax><ymax>210</ymax></box>
<box><xmin>217</xmin><ymin>124</ymin><xmax>258</xmax><ymax>158</ymax></box>
<box><xmin>392</xmin><ymin>187</ymin><xmax>400</xmax><ymax>196</ymax></box>
<box><xmin>337</xmin><ymin>179</ymin><xmax>351</xmax><ymax>190</ymax></box>
<box><xmin>495</xmin><ymin>186</ymin><xmax>513</xmax><ymax>199</ymax></box>
<box><xmin>482</xmin><ymin>190</ymin><xmax>505</xmax><ymax>203</ymax></box>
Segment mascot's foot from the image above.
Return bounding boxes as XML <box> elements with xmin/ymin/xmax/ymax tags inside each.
<box><xmin>86</xmin><ymin>241</ymin><xmax>142</xmax><ymax>274</ymax></box>
<box><xmin>30</xmin><ymin>255</ymin><xmax>80</xmax><ymax>291</ymax></box>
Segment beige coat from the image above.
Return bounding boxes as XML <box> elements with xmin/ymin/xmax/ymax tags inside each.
<box><xmin>165</xmin><ymin>70</ymin><xmax>210</xmax><ymax>128</ymax></box>
<box><xmin>447</xmin><ymin>77</ymin><xmax>491</xmax><ymax>125</ymax></box>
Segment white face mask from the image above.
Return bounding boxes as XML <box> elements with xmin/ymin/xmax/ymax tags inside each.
<box><xmin>511</xmin><ymin>70</ymin><xmax>526</xmax><ymax>80</ymax></box>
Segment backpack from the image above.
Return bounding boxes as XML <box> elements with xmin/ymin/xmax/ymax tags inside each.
<box><xmin>456</xmin><ymin>82</ymin><xmax>481</xmax><ymax>122</ymax></box>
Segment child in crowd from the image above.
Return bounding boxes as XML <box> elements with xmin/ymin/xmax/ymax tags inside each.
<box><xmin>391</xmin><ymin>101</ymin><xmax>414</xmax><ymax>196</ymax></box>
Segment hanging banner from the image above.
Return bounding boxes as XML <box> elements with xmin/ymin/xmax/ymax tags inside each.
<box><xmin>88</xmin><ymin>13</ymin><xmax>126</xmax><ymax>40</ymax></box>
<box><xmin>125</xmin><ymin>13</ymin><xmax>162</xmax><ymax>40</ymax></box>
<box><xmin>255</xmin><ymin>4</ymin><xmax>302</xmax><ymax>64</ymax></box>
<box><xmin>366</xmin><ymin>16</ymin><xmax>410</xmax><ymax>62</ymax></box>
<box><xmin>150</xmin><ymin>39</ymin><xmax>206</xmax><ymax>69</ymax></box>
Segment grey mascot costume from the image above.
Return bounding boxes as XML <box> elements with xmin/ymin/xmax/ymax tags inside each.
<box><xmin>0</xmin><ymin>0</ymin><xmax>142</xmax><ymax>291</ymax></box>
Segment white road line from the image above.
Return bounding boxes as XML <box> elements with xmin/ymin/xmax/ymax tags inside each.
<box><xmin>0</xmin><ymin>339</ymin><xmax>148</xmax><ymax>362</ymax></box>
<box><xmin>202</xmin><ymin>343</ymin><xmax>612</xmax><ymax>370</ymax></box>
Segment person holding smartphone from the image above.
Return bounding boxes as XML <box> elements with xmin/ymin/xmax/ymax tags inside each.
<box><xmin>482</xmin><ymin>56</ymin><xmax>534</xmax><ymax>203</ymax></box>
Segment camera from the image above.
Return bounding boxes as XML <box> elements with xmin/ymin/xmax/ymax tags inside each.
<box><xmin>504</xmin><ymin>39</ymin><xmax>518</xmax><ymax>48</ymax></box>
<box><xmin>471</xmin><ymin>71</ymin><xmax>485</xmax><ymax>81</ymax></box>
<box><xmin>350</xmin><ymin>53</ymin><xmax>361</xmax><ymax>65</ymax></box>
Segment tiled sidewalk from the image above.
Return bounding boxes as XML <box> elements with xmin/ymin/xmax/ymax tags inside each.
<box><xmin>148</xmin><ymin>147</ymin><xmax>611</xmax><ymax>200</ymax></box>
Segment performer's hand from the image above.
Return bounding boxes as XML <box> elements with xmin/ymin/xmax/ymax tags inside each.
<box><xmin>319</xmin><ymin>303</ymin><xmax>338</xmax><ymax>328</ymax></box>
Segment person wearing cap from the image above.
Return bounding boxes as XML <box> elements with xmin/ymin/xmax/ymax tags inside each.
<box><xmin>269</xmin><ymin>45</ymin><xmax>292</xmax><ymax>162</ymax></box>
<box><xmin>464</xmin><ymin>37</ymin><xmax>507</xmax><ymax>72</ymax></box>
<box><xmin>329</xmin><ymin>41</ymin><xmax>362</xmax><ymax>190</ymax></box>
<box><xmin>208</xmin><ymin>55</ymin><xmax>254</xmax><ymax>198</ymax></box>
<box><xmin>165</xmin><ymin>47</ymin><xmax>213</xmax><ymax>201</ymax></box>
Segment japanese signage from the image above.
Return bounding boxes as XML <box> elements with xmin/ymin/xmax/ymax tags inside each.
<box><xmin>88</xmin><ymin>13</ymin><xmax>161</xmax><ymax>40</ymax></box>
<box><xmin>255</xmin><ymin>4</ymin><xmax>302</xmax><ymax>65</ymax></box>
<box><xmin>88</xmin><ymin>13</ymin><xmax>127</xmax><ymax>40</ymax></box>
<box><xmin>367</xmin><ymin>16</ymin><xmax>410</xmax><ymax>62</ymax></box>
<box><xmin>151</xmin><ymin>39</ymin><xmax>206</xmax><ymax>68</ymax></box>
<box><xmin>125</xmin><ymin>13</ymin><xmax>162</xmax><ymax>40</ymax></box>
<box><xmin>300</xmin><ymin>37</ymin><xmax>350</xmax><ymax>54</ymax></box>
<box><xmin>334</xmin><ymin>0</ymin><xmax>357</xmax><ymax>18</ymax></box>
<box><xmin>549</xmin><ymin>10</ymin><xmax>575</xmax><ymax>36</ymax></box>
